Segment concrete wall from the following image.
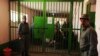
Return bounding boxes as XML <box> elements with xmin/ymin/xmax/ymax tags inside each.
<box><xmin>95</xmin><ymin>0</ymin><xmax>100</xmax><ymax>56</ymax></box>
<box><xmin>83</xmin><ymin>0</ymin><xmax>88</xmax><ymax>14</ymax></box>
<box><xmin>83</xmin><ymin>0</ymin><xmax>96</xmax><ymax>13</ymax></box>
<box><xmin>91</xmin><ymin>4</ymin><xmax>96</xmax><ymax>12</ymax></box>
<box><xmin>0</xmin><ymin>0</ymin><xmax>9</xmax><ymax>44</ymax></box>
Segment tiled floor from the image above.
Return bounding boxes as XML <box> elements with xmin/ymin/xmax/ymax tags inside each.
<box><xmin>12</xmin><ymin>52</ymin><xmax>80</xmax><ymax>56</ymax></box>
<box><xmin>12</xmin><ymin>50</ymin><xmax>80</xmax><ymax>56</ymax></box>
<box><xmin>12</xmin><ymin>45</ymin><xmax>80</xmax><ymax>56</ymax></box>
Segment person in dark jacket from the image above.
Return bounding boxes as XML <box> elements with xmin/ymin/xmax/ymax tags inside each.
<box><xmin>53</xmin><ymin>28</ymin><xmax>63</xmax><ymax>49</ymax></box>
<box><xmin>49</xmin><ymin>21</ymin><xmax>63</xmax><ymax>49</ymax></box>
<box><xmin>18</xmin><ymin>16</ymin><xmax>29</xmax><ymax>56</ymax></box>
<box><xmin>79</xmin><ymin>14</ymin><xmax>98</xmax><ymax>56</ymax></box>
<box><xmin>61</xmin><ymin>21</ymin><xmax>69</xmax><ymax>49</ymax></box>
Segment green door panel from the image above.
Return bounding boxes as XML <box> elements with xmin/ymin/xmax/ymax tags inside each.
<box><xmin>45</xmin><ymin>17</ymin><xmax>54</xmax><ymax>39</ymax></box>
<box><xmin>33</xmin><ymin>16</ymin><xmax>54</xmax><ymax>40</ymax></box>
<box><xmin>89</xmin><ymin>12</ymin><xmax>95</xmax><ymax>28</ymax></box>
<box><xmin>33</xmin><ymin>16</ymin><xmax>45</xmax><ymax>39</ymax></box>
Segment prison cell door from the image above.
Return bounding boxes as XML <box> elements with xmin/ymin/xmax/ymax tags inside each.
<box><xmin>9</xmin><ymin>0</ymin><xmax>84</xmax><ymax>56</ymax></box>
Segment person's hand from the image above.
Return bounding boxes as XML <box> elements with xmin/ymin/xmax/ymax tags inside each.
<box><xmin>18</xmin><ymin>34</ymin><xmax>22</xmax><ymax>40</ymax></box>
<box><xmin>18</xmin><ymin>37</ymin><xmax>21</xmax><ymax>40</ymax></box>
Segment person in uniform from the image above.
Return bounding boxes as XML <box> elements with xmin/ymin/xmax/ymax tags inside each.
<box><xmin>79</xmin><ymin>14</ymin><xmax>98</xmax><ymax>56</ymax></box>
<box><xmin>18</xmin><ymin>16</ymin><xmax>29</xmax><ymax>56</ymax></box>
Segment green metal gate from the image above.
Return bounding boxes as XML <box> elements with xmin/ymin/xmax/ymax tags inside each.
<box><xmin>9</xmin><ymin>0</ymin><xmax>84</xmax><ymax>55</ymax></box>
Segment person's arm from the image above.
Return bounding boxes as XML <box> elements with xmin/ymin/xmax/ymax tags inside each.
<box><xmin>27</xmin><ymin>23</ymin><xmax>30</xmax><ymax>33</ymax></box>
<box><xmin>18</xmin><ymin>23</ymin><xmax>22</xmax><ymax>38</ymax></box>
<box><xmin>89</xmin><ymin>29</ymin><xmax>98</xmax><ymax>56</ymax></box>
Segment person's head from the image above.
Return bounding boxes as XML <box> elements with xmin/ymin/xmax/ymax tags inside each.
<box><xmin>80</xmin><ymin>14</ymin><xmax>90</xmax><ymax>28</ymax></box>
<box><xmin>22</xmin><ymin>16</ymin><xmax>26</xmax><ymax>23</ymax></box>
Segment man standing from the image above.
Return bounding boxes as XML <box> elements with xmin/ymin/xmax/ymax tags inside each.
<box><xmin>18</xmin><ymin>16</ymin><xmax>29</xmax><ymax>56</ymax></box>
<box><xmin>79</xmin><ymin>14</ymin><xmax>98</xmax><ymax>56</ymax></box>
<box><xmin>61</xmin><ymin>21</ymin><xmax>69</xmax><ymax>49</ymax></box>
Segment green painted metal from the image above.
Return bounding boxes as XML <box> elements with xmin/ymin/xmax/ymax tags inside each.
<box><xmin>33</xmin><ymin>16</ymin><xmax>45</xmax><ymax>39</ymax></box>
<box><xmin>33</xmin><ymin>16</ymin><xmax>54</xmax><ymax>39</ymax></box>
<box><xmin>12</xmin><ymin>0</ymin><xmax>83</xmax><ymax>2</ymax></box>
<box><xmin>43</xmin><ymin>0</ymin><xmax>46</xmax><ymax>19</ymax></box>
<box><xmin>42</xmin><ymin>0</ymin><xmax>46</xmax><ymax>52</ymax></box>
<box><xmin>89</xmin><ymin>12</ymin><xmax>95</xmax><ymax>28</ymax></box>
<box><xmin>45</xmin><ymin>17</ymin><xmax>54</xmax><ymax>39</ymax></box>
<box><xmin>68</xmin><ymin>1</ymin><xmax>73</xmax><ymax>54</ymax></box>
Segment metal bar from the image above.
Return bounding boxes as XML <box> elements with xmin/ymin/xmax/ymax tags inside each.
<box><xmin>25</xmin><ymin>2</ymin><xmax>26</xmax><ymax>15</ymax></box>
<box><xmin>41</xmin><ymin>0</ymin><xmax>43</xmax><ymax>52</ymax></box>
<box><xmin>78</xmin><ymin>1</ymin><xmax>81</xmax><ymax>54</ymax></box>
<box><xmin>12</xmin><ymin>2</ymin><xmax>14</xmax><ymax>40</ymax></box>
<box><xmin>18</xmin><ymin>0</ymin><xmax>20</xmax><ymax>24</ymax></box>
<box><xmin>52</xmin><ymin>2</ymin><xmax>54</xmax><ymax>53</ymax></box>
<box><xmin>73</xmin><ymin>2</ymin><xmax>77</xmax><ymax>50</ymax></box>
<box><xmin>61</xmin><ymin>2</ymin><xmax>63</xmax><ymax>51</ymax></box>
<box><xmin>16</xmin><ymin>1</ymin><xmax>17</xmax><ymax>40</ymax></box>
<box><xmin>77</xmin><ymin>2</ymin><xmax>80</xmax><ymax>37</ymax></box>
<box><xmin>42</xmin><ymin>0</ymin><xmax>46</xmax><ymax>52</ymax></box>
<box><xmin>30</xmin><ymin>1</ymin><xmax>33</xmax><ymax>52</ymax></box>
<box><xmin>74</xmin><ymin>2</ymin><xmax>77</xmax><ymax>30</ymax></box>
<box><xmin>57</xmin><ymin>2</ymin><xmax>60</xmax><ymax>52</ymax></box>
<box><xmin>54</xmin><ymin>2</ymin><xmax>57</xmax><ymax>52</ymax></box>
<box><xmin>81</xmin><ymin>2</ymin><xmax>83</xmax><ymax>16</ymax></box>
<box><xmin>19</xmin><ymin>0</ymin><xmax>83</xmax><ymax>2</ymax></box>
<box><xmin>68</xmin><ymin>0</ymin><xmax>73</xmax><ymax>54</ymax></box>
<box><xmin>72</xmin><ymin>2</ymin><xmax>75</xmax><ymax>38</ymax></box>
<box><xmin>66</xmin><ymin>3</ymin><xmax>69</xmax><ymax>52</ymax></box>
<box><xmin>64</xmin><ymin>2</ymin><xmax>67</xmax><ymax>52</ymax></box>
<box><xmin>33</xmin><ymin>2</ymin><xmax>36</xmax><ymax>52</ymax></box>
<box><xmin>9</xmin><ymin>0</ymin><xmax>11</xmax><ymax>47</ymax></box>
<box><xmin>40</xmin><ymin>2</ymin><xmax>41</xmax><ymax>16</ymax></box>
<box><xmin>14</xmin><ymin>1</ymin><xmax>16</xmax><ymax>40</ymax></box>
<box><xmin>75</xmin><ymin>2</ymin><xmax>79</xmax><ymax>50</ymax></box>
<box><xmin>31</xmin><ymin>2</ymin><xmax>34</xmax><ymax>52</ymax></box>
<box><xmin>38</xmin><ymin>1</ymin><xmax>40</xmax><ymax>52</ymax></box>
<box><xmin>10</xmin><ymin>2</ymin><xmax>13</xmax><ymax>40</ymax></box>
<box><xmin>13</xmin><ymin>1</ymin><xmax>17</xmax><ymax>40</ymax></box>
<box><xmin>38</xmin><ymin>2</ymin><xmax>40</xmax><ymax>16</ymax></box>
<box><xmin>46</xmin><ymin>2</ymin><xmax>49</xmax><ymax>52</ymax></box>
<box><xmin>63</xmin><ymin>2</ymin><xmax>67</xmax><ymax>53</ymax></box>
<box><xmin>34</xmin><ymin>2</ymin><xmax>37</xmax><ymax>52</ymax></box>
<box><xmin>21</xmin><ymin>1</ymin><xmax>23</xmax><ymax>19</ymax></box>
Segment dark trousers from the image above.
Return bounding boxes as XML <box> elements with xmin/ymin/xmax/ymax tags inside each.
<box><xmin>81</xmin><ymin>51</ymin><xmax>89</xmax><ymax>56</ymax></box>
<box><xmin>20</xmin><ymin>35</ymin><xmax>29</xmax><ymax>56</ymax></box>
<box><xmin>81</xmin><ymin>50</ymin><xmax>98</xmax><ymax>56</ymax></box>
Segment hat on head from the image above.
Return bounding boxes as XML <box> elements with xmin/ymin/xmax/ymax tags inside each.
<box><xmin>80</xmin><ymin>14</ymin><xmax>90</xmax><ymax>20</ymax></box>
